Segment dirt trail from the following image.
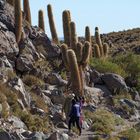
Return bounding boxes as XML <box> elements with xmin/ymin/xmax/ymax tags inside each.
<box><xmin>58</xmin><ymin>128</ymin><xmax>95</xmax><ymax>140</ymax></box>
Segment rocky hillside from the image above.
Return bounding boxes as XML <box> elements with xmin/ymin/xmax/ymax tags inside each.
<box><xmin>0</xmin><ymin>0</ymin><xmax>140</xmax><ymax>140</ymax></box>
<box><xmin>101</xmin><ymin>28</ymin><xmax>140</xmax><ymax>55</ymax></box>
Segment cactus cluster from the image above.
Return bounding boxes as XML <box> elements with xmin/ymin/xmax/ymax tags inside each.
<box><xmin>61</xmin><ymin>41</ymin><xmax>91</xmax><ymax>96</ymax></box>
<box><xmin>23</xmin><ymin>0</ymin><xmax>32</xmax><ymax>24</ymax></box>
<box><xmin>14</xmin><ymin>0</ymin><xmax>22</xmax><ymax>43</ymax></box>
<box><xmin>47</xmin><ymin>4</ymin><xmax>59</xmax><ymax>44</ymax></box>
<box><xmin>94</xmin><ymin>27</ymin><xmax>109</xmax><ymax>58</ymax></box>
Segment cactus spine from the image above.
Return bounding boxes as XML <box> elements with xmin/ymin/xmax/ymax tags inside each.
<box><xmin>95</xmin><ymin>27</ymin><xmax>104</xmax><ymax>56</ymax></box>
<box><xmin>62</xmin><ymin>10</ymin><xmax>71</xmax><ymax>47</ymax></box>
<box><xmin>70</xmin><ymin>22</ymin><xmax>78</xmax><ymax>51</ymax></box>
<box><xmin>38</xmin><ymin>10</ymin><xmax>45</xmax><ymax>32</ymax></box>
<box><xmin>15</xmin><ymin>0</ymin><xmax>22</xmax><ymax>43</ymax></box>
<box><xmin>47</xmin><ymin>4</ymin><xmax>59</xmax><ymax>44</ymax></box>
<box><xmin>67</xmin><ymin>50</ymin><xmax>82</xmax><ymax>96</ymax></box>
<box><xmin>103</xmin><ymin>43</ymin><xmax>109</xmax><ymax>57</ymax></box>
<box><xmin>23</xmin><ymin>0</ymin><xmax>32</xmax><ymax>24</ymax></box>
<box><xmin>93</xmin><ymin>44</ymin><xmax>101</xmax><ymax>58</ymax></box>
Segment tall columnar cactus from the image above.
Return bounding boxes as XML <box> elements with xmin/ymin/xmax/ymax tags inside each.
<box><xmin>38</xmin><ymin>10</ymin><xmax>45</xmax><ymax>32</ymax></box>
<box><xmin>85</xmin><ymin>26</ymin><xmax>93</xmax><ymax>58</ymax></box>
<box><xmin>93</xmin><ymin>44</ymin><xmax>101</xmax><ymax>58</ymax></box>
<box><xmin>76</xmin><ymin>42</ymin><xmax>83</xmax><ymax>63</ymax></box>
<box><xmin>67</xmin><ymin>50</ymin><xmax>82</xmax><ymax>96</ymax></box>
<box><xmin>47</xmin><ymin>4</ymin><xmax>59</xmax><ymax>44</ymax></box>
<box><xmin>103</xmin><ymin>43</ymin><xmax>109</xmax><ymax>57</ymax></box>
<box><xmin>61</xmin><ymin>41</ymin><xmax>91</xmax><ymax>96</ymax></box>
<box><xmin>82</xmin><ymin>41</ymin><xmax>91</xmax><ymax>68</ymax></box>
<box><xmin>95</xmin><ymin>27</ymin><xmax>104</xmax><ymax>56</ymax></box>
<box><xmin>70</xmin><ymin>21</ymin><xmax>78</xmax><ymax>51</ymax></box>
<box><xmin>15</xmin><ymin>0</ymin><xmax>22</xmax><ymax>43</ymax></box>
<box><xmin>23</xmin><ymin>0</ymin><xmax>32</xmax><ymax>24</ymax></box>
<box><xmin>85</xmin><ymin>26</ymin><xmax>91</xmax><ymax>44</ymax></box>
<box><xmin>61</xmin><ymin>44</ymin><xmax>69</xmax><ymax>70</ymax></box>
<box><xmin>62</xmin><ymin>10</ymin><xmax>71</xmax><ymax>47</ymax></box>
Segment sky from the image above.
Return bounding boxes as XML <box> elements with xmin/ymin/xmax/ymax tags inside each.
<box><xmin>21</xmin><ymin>0</ymin><xmax>140</xmax><ymax>38</ymax></box>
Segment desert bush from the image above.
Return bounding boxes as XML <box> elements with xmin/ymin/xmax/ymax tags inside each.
<box><xmin>6</xmin><ymin>70</ymin><xmax>16</xmax><ymax>81</ymax></box>
<box><xmin>60</xmin><ymin>71</ymin><xmax>67</xmax><ymax>80</ymax></box>
<box><xmin>35</xmin><ymin>59</ymin><xmax>51</xmax><ymax>72</ymax></box>
<box><xmin>85</xmin><ymin>109</ymin><xmax>123</xmax><ymax>135</ymax></box>
<box><xmin>20</xmin><ymin>112</ymin><xmax>49</xmax><ymax>132</ymax></box>
<box><xmin>112</xmin><ymin>53</ymin><xmax>140</xmax><ymax>92</ymax></box>
<box><xmin>31</xmin><ymin>92</ymin><xmax>48</xmax><ymax>113</ymax></box>
<box><xmin>112</xmin><ymin>90</ymin><xmax>132</xmax><ymax>107</ymax></box>
<box><xmin>23</xmin><ymin>75</ymin><xmax>44</xmax><ymax>87</ymax></box>
<box><xmin>90</xmin><ymin>58</ymin><xmax>126</xmax><ymax>77</ymax></box>
<box><xmin>119</xmin><ymin>128</ymin><xmax>140</xmax><ymax>140</ymax></box>
<box><xmin>0</xmin><ymin>83</ymin><xmax>23</xmax><ymax>117</ymax></box>
<box><xmin>112</xmin><ymin>53</ymin><xmax>140</xmax><ymax>75</ymax></box>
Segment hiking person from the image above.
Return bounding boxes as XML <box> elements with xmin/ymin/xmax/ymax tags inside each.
<box><xmin>68</xmin><ymin>99</ymin><xmax>82</xmax><ymax>136</ymax></box>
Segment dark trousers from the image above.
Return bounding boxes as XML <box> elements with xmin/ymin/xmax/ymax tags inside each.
<box><xmin>68</xmin><ymin>116</ymin><xmax>81</xmax><ymax>134</ymax></box>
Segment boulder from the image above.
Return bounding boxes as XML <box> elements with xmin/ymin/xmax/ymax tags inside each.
<box><xmin>84</xmin><ymin>86</ymin><xmax>103</xmax><ymax>105</ymax></box>
<box><xmin>30</xmin><ymin>27</ymin><xmax>60</xmax><ymax>59</ymax></box>
<box><xmin>42</xmin><ymin>93</ymin><xmax>52</xmax><ymax>106</ymax></box>
<box><xmin>27</xmin><ymin>132</ymin><xmax>49</xmax><ymax>140</ymax></box>
<box><xmin>90</xmin><ymin>69</ymin><xmax>103</xmax><ymax>85</ymax></box>
<box><xmin>50</xmin><ymin>89</ymin><xmax>65</xmax><ymax>105</ymax></box>
<box><xmin>0</xmin><ymin>131</ymin><xmax>11</xmax><ymax>140</ymax></box>
<box><xmin>95</xmin><ymin>85</ymin><xmax>112</xmax><ymax>97</ymax></box>
<box><xmin>7</xmin><ymin>115</ymin><xmax>27</xmax><ymax>130</ymax></box>
<box><xmin>0</xmin><ymin>56</ymin><xmax>13</xmax><ymax>69</ymax></box>
<box><xmin>30</xmin><ymin>107</ymin><xmax>45</xmax><ymax>116</ymax></box>
<box><xmin>0</xmin><ymin>22</ymin><xmax>19</xmax><ymax>60</ymax></box>
<box><xmin>56</xmin><ymin>122</ymin><xmax>68</xmax><ymax>129</ymax></box>
<box><xmin>101</xmin><ymin>73</ymin><xmax>128</xmax><ymax>93</ymax></box>
<box><xmin>9</xmin><ymin>78</ymin><xmax>30</xmax><ymax>107</ymax></box>
<box><xmin>45</xmin><ymin>73</ymin><xmax>67</xmax><ymax>86</ymax></box>
<box><xmin>16</xmin><ymin>54</ymin><xmax>34</xmax><ymax>73</ymax></box>
<box><xmin>0</xmin><ymin>0</ymin><xmax>15</xmax><ymax>32</ymax></box>
<box><xmin>48</xmin><ymin>131</ymin><xmax>69</xmax><ymax>140</ymax></box>
<box><xmin>19</xmin><ymin>38</ymin><xmax>40</xmax><ymax>61</ymax></box>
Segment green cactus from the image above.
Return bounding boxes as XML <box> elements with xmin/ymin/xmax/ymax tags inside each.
<box><xmin>67</xmin><ymin>50</ymin><xmax>82</xmax><ymax>96</ymax></box>
<box><xmin>14</xmin><ymin>0</ymin><xmax>22</xmax><ymax>43</ymax></box>
<box><xmin>85</xmin><ymin>26</ymin><xmax>91</xmax><ymax>43</ymax></box>
<box><xmin>47</xmin><ymin>4</ymin><xmax>59</xmax><ymax>44</ymax></box>
<box><xmin>38</xmin><ymin>10</ymin><xmax>45</xmax><ymax>32</ymax></box>
<box><xmin>95</xmin><ymin>27</ymin><xmax>104</xmax><ymax>56</ymax></box>
<box><xmin>23</xmin><ymin>0</ymin><xmax>32</xmax><ymax>24</ymax></box>
<box><xmin>93</xmin><ymin>44</ymin><xmax>101</xmax><ymax>58</ymax></box>
<box><xmin>82</xmin><ymin>41</ymin><xmax>91</xmax><ymax>68</ymax></box>
<box><xmin>103</xmin><ymin>43</ymin><xmax>109</xmax><ymax>57</ymax></box>
<box><xmin>70</xmin><ymin>21</ymin><xmax>78</xmax><ymax>51</ymax></box>
<box><xmin>76</xmin><ymin>42</ymin><xmax>83</xmax><ymax>63</ymax></box>
<box><xmin>61</xmin><ymin>44</ymin><xmax>69</xmax><ymax>70</ymax></box>
<box><xmin>62</xmin><ymin>10</ymin><xmax>71</xmax><ymax>47</ymax></box>
<box><xmin>7</xmin><ymin>0</ymin><xmax>14</xmax><ymax>6</ymax></box>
